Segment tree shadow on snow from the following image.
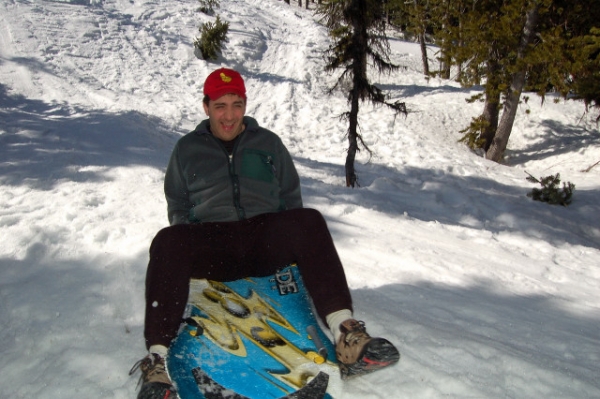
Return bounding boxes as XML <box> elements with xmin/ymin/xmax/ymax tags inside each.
<box><xmin>506</xmin><ymin>118</ymin><xmax>600</xmax><ymax>165</ymax></box>
<box><xmin>295</xmin><ymin>157</ymin><xmax>600</xmax><ymax>249</ymax></box>
<box><xmin>349</xmin><ymin>280</ymin><xmax>600</xmax><ymax>397</ymax></box>
<box><xmin>0</xmin><ymin>83</ymin><xmax>182</xmax><ymax>190</ymax></box>
<box><xmin>0</xmin><ymin>241</ymin><xmax>148</xmax><ymax>397</ymax></box>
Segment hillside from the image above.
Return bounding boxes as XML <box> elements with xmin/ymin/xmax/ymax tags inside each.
<box><xmin>1</xmin><ymin>0</ymin><xmax>599</xmax><ymax>398</ymax></box>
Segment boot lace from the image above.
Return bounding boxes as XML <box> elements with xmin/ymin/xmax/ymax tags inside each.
<box><xmin>343</xmin><ymin>320</ymin><xmax>370</xmax><ymax>346</ymax></box>
<box><xmin>129</xmin><ymin>353</ymin><xmax>166</xmax><ymax>387</ymax></box>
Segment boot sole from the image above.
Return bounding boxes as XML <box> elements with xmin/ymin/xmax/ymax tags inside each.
<box><xmin>339</xmin><ymin>338</ymin><xmax>400</xmax><ymax>380</ymax></box>
<box><xmin>137</xmin><ymin>382</ymin><xmax>178</xmax><ymax>399</ymax></box>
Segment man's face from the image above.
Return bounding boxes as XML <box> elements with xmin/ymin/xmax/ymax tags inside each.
<box><xmin>203</xmin><ymin>94</ymin><xmax>246</xmax><ymax>142</ymax></box>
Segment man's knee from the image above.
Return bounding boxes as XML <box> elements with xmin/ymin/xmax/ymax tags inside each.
<box><xmin>283</xmin><ymin>208</ymin><xmax>328</xmax><ymax>232</ymax></box>
<box><xmin>300</xmin><ymin>208</ymin><xmax>327</xmax><ymax>226</ymax></box>
<box><xmin>149</xmin><ymin>224</ymin><xmax>188</xmax><ymax>255</ymax></box>
<box><xmin>286</xmin><ymin>207</ymin><xmax>324</xmax><ymax>220</ymax></box>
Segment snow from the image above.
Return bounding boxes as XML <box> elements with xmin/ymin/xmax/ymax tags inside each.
<box><xmin>0</xmin><ymin>0</ymin><xmax>599</xmax><ymax>397</ymax></box>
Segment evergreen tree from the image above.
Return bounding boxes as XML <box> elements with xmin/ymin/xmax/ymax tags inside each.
<box><xmin>449</xmin><ymin>0</ymin><xmax>520</xmax><ymax>154</ymax></box>
<box><xmin>197</xmin><ymin>0</ymin><xmax>220</xmax><ymax>15</ymax></box>
<box><xmin>427</xmin><ymin>0</ymin><xmax>455</xmax><ymax>79</ymax></box>
<box><xmin>385</xmin><ymin>0</ymin><xmax>410</xmax><ymax>31</ymax></box>
<box><xmin>194</xmin><ymin>16</ymin><xmax>229</xmax><ymax>61</ymax></box>
<box><xmin>526</xmin><ymin>172</ymin><xmax>575</xmax><ymax>206</ymax></box>
<box><xmin>486</xmin><ymin>1</ymin><xmax>541</xmax><ymax>162</ymax></box>
<box><xmin>571</xmin><ymin>28</ymin><xmax>600</xmax><ymax>120</ymax></box>
<box><xmin>437</xmin><ymin>0</ymin><xmax>600</xmax><ymax>162</ymax></box>
<box><xmin>408</xmin><ymin>0</ymin><xmax>430</xmax><ymax>76</ymax></box>
<box><xmin>317</xmin><ymin>0</ymin><xmax>406</xmax><ymax>187</ymax></box>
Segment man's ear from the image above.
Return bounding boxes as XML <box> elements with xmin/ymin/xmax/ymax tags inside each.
<box><xmin>202</xmin><ymin>102</ymin><xmax>209</xmax><ymax>116</ymax></box>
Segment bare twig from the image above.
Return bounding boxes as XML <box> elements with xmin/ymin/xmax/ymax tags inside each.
<box><xmin>581</xmin><ymin>160</ymin><xmax>600</xmax><ymax>173</ymax></box>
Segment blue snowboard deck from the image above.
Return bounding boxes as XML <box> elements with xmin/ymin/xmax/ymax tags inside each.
<box><xmin>167</xmin><ymin>264</ymin><xmax>342</xmax><ymax>399</ymax></box>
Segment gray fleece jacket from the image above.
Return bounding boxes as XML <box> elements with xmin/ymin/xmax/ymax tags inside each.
<box><xmin>164</xmin><ymin>116</ymin><xmax>303</xmax><ymax>225</ymax></box>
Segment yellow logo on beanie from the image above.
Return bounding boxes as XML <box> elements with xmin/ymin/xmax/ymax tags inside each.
<box><xmin>220</xmin><ymin>72</ymin><xmax>232</xmax><ymax>83</ymax></box>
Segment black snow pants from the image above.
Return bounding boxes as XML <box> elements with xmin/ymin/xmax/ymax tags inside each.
<box><xmin>144</xmin><ymin>208</ymin><xmax>353</xmax><ymax>349</ymax></box>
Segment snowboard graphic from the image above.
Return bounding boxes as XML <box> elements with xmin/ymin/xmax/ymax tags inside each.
<box><xmin>167</xmin><ymin>264</ymin><xmax>342</xmax><ymax>399</ymax></box>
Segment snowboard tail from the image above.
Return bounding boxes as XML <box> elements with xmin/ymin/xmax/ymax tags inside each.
<box><xmin>192</xmin><ymin>368</ymin><xmax>330</xmax><ymax>399</ymax></box>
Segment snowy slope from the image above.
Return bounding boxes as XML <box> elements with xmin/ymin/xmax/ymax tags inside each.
<box><xmin>0</xmin><ymin>0</ymin><xmax>599</xmax><ymax>398</ymax></box>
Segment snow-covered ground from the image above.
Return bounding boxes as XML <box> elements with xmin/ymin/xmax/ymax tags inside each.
<box><xmin>1</xmin><ymin>0</ymin><xmax>599</xmax><ymax>397</ymax></box>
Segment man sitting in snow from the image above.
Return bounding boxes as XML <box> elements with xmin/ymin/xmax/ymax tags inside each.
<box><xmin>130</xmin><ymin>68</ymin><xmax>399</xmax><ymax>398</ymax></box>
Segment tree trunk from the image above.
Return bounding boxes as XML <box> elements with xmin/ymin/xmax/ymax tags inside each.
<box><xmin>345</xmin><ymin>0</ymin><xmax>368</xmax><ymax>188</ymax></box>
<box><xmin>419</xmin><ymin>32</ymin><xmax>429</xmax><ymax>76</ymax></box>
<box><xmin>481</xmin><ymin>93</ymin><xmax>500</xmax><ymax>151</ymax></box>
<box><xmin>480</xmin><ymin>57</ymin><xmax>501</xmax><ymax>151</ymax></box>
<box><xmin>415</xmin><ymin>0</ymin><xmax>429</xmax><ymax>76</ymax></box>
<box><xmin>346</xmin><ymin>94</ymin><xmax>360</xmax><ymax>187</ymax></box>
<box><xmin>439</xmin><ymin>6</ymin><xmax>451</xmax><ymax>79</ymax></box>
<box><xmin>486</xmin><ymin>3</ymin><xmax>539</xmax><ymax>162</ymax></box>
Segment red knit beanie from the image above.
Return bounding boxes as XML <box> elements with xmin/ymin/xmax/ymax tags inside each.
<box><xmin>203</xmin><ymin>68</ymin><xmax>247</xmax><ymax>101</ymax></box>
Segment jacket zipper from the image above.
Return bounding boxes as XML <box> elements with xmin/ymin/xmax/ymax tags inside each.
<box><xmin>215</xmin><ymin>136</ymin><xmax>246</xmax><ymax>220</ymax></box>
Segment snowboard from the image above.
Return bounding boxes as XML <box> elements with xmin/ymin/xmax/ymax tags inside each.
<box><xmin>166</xmin><ymin>264</ymin><xmax>343</xmax><ymax>399</ymax></box>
